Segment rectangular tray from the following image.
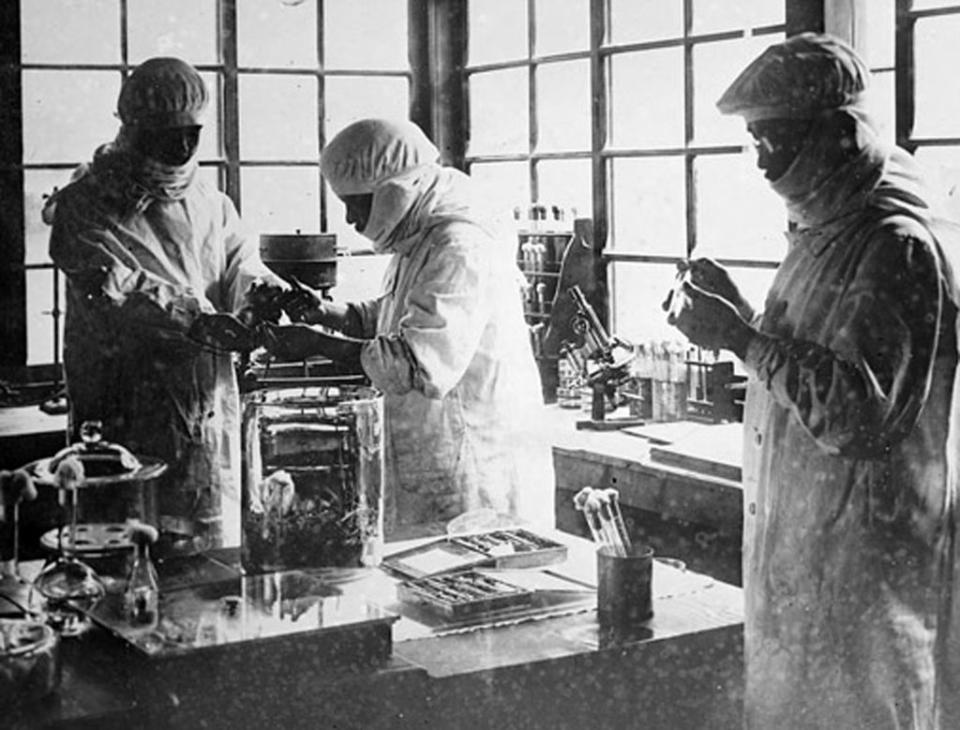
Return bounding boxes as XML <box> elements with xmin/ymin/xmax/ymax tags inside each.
<box><xmin>383</xmin><ymin>528</ymin><xmax>568</xmax><ymax>580</ymax></box>
<box><xmin>397</xmin><ymin>570</ymin><xmax>533</xmax><ymax>619</ymax></box>
<box><xmin>87</xmin><ymin>568</ymin><xmax>398</xmax><ymax>671</ymax></box>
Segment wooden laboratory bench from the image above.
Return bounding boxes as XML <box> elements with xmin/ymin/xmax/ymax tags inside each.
<box><xmin>545</xmin><ymin>406</ymin><xmax>745</xmax><ymax>586</ymax></box>
<box><xmin>7</xmin><ymin>531</ymin><xmax>744</xmax><ymax>730</ymax></box>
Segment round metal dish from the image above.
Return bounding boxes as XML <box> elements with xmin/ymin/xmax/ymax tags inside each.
<box><xmin>25</xmin><ymin>456</ymin><xmax>167</xmax><ymax>489</ymax></box>
<box><xmin>39</xmin><ymin>523</ymin><xmax>134</xmax><ymax>558</ymax></box>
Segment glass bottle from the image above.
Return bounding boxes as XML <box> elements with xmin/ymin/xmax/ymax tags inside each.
<box><xmin>124</xmin><ymin>528</ymin><xmax>159</xmax><ymax>625</ymax></box>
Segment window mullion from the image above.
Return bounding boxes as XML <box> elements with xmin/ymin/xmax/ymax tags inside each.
<box><xmin>220</xmin><ymin>0</ymin><xmax>241</xmax><ymax>208</ymax></box>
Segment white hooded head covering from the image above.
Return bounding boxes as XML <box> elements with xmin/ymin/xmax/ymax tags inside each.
<box><xmin>716</xmin><ymin>33</ymin><xmax>870</xmax><ymax>122</ymax></box>
<box><xmin>715</xmin><ymin>33</ymin><xmax>923</xmax><ymax>227</ymax></box>
<box><xmin>322</xmin><ymin>119</ymin><xmax>461</xmax><ymax>253</ymax></box>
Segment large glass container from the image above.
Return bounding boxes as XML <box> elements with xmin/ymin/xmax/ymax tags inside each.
<box><xmin>241</xmin><ymin>384</ymin><xmax>383</xmax><ymax>574</ymax></box>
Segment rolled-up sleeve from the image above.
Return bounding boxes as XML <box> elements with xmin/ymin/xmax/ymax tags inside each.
<box><xmin>348</xmin><ymin>299</ymin><xmax>382</xmax><ymax>338</ymax></box>
<box><xmin>743</xmin><ymin>220</ymin><xmax>945</xmax><ymax>458</ymax></box>
<box><xmin>361</xmin><ymin>242</ymin><xmax>490</xmax><ymax>399</ymax></box>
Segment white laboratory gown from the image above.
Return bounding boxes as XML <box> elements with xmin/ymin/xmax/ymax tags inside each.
<box><xmin>740</xmin><ymin>131</ymin><xmax>960</xmax><ymax>728</ymax></box>
<box><xmin>348</xmin><ymin>169</ymin><xmax>553</xmax><ymax>535</ymax></box>
<box><xmin>48</xmin><ymin>147</ymin><xmax>281</xmax><ymax>548</ymax></box>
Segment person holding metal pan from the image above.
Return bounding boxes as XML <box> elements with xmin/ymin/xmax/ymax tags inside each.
<box><xmin>668</xmin><ymin>33</ymin><xmax>960</xmax><ymax>728</ymax></box>
<box><xmin>266</xmin><ymin>118</ymin><xmax>553</xmax><ymax>537</ymax></box>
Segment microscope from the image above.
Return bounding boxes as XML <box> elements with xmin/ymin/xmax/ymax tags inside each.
<box><xmin>560</xmin><ymin>286</ymin><xmax>644</xmax><ymax>431</ymax></box>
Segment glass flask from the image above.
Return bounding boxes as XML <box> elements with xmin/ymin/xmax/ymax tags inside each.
<box><xmin>241</xmin><ymin>384</ymin><xmax>384</xmax><ymax>574</ymax></box>
<box><xmin>124</xmin><ymin>528</ymin><xmax>159</xmax><ymax>626</ymax></box>
<box><xmin>31</xmin><ymin>554</ymin><xmax>106</xmax><ymax>638</ymax></box>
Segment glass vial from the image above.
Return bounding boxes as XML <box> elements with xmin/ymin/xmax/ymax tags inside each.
<box><xmin>125</xmin><ymin>530</ymin><xmax>159</xmax><ymax>625</ymax></box>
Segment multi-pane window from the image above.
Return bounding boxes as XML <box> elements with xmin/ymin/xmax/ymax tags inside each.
<box><xmin>8</xmin><ymin>0</ymin><xmax>412</xmax><ymax>373</ymax></box>
<box><xmin>464</xmin><ymin>1</ymin><xmax>913</xmax><ymax>349</ymax></box>
<box><xmin>466</xmin><ymin>0</ymin><xmax>788</xmax><ymax>344</ymax></box>
<box><xmin>466</xmin><ymin>0</ymin><xmax>594</xmax><ymax>222</ymax></box>
<box><xmin>899</xmin><ymin>0</ymin><xmax>960</xmax><ymax>219</ymax></box>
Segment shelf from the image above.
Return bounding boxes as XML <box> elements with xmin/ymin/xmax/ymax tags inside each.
<box><xmin>519</xmin><ymin>270</ymin><xmax>561</xmax><ymax>277</ymax></box>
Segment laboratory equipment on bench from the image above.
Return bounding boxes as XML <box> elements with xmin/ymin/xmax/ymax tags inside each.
<box><xmin>259</xmin><ymin>233</ymin><xmax>338</xmax><ymax>292</ymax></box>
<box><xmin>560</xmin><ymin>285</ymin><xmax>644</xmax><ymax>431</ymax></box>
<box><xmin>240</xmin><ymin>382</ymin><xmax>384</xmax><ymax>574</ymax></box>
<box><xmin>24</xmin><ymin>420</ymin><xmax>166</xmax><ymax>570</ymax></box>
<box><xmin>684</xmin><ymin>349</ymin><xmax>747</xmax><ymax>423</ymax></box>
<box><xmin>573</xmin><ymin>487</ymin><xmax>631</xmax><ymax>557</ymax></box>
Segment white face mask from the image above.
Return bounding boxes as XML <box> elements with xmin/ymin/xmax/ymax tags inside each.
<box><xmin>362</xmin><ymin>172</ymin><xmax>427</xmax><ymax>253</ymax></box>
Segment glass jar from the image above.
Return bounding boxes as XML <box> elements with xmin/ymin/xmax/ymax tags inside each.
<box><xmin>241</xmin><ymin>384</ymin><xmax>384</xmax><ymax>574</ymax></box>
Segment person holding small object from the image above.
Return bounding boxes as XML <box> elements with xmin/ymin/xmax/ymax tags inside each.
<box><xmin>267</xmin><ymin>118</ymin><xmax>552</xmax><ymax>536</ymax></box>
<box><xmin>45</xmin><ymin>57</ymin><xmax>288</xmax><ymax>552</ymax></box>
<box><xmin>668</xmin><ymin>34</ymin><xmax>960</xmax><ymax>728</ymax></box>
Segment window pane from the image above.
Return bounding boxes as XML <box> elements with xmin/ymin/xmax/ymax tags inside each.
<box><xmin>867</xmin><ymin>70</ymin><xmax>895</xmax><ymax>146</ymax></box>
<box><xmin>610</xmin><ymin>262</ymin><xmax>685</xmax><ymax>343</ymax></box>
<box><xmin>21</xmin><ymin>0</ymin><xmax>120</xmax><ymax>64</ymax></box>
<box><xmin>241</xmin><ymin>167</ymin><xmax>320</xmax><ymax>236</ymax></box>
<box><xmin>196</xmin><ymin>72</ymin><xmax>222</xmax><ymax>160</ymax></box>
<box><xmin>239</xmin><ymin>75</ymin><xmax>318</xmax><ymax>160</ymax></box>
<box><xmin>913</xmin><ymin>1</ymin><xmax>959</xmax><ymax>9</ymax></box>
<box><xmin>469</xmin><ymin>0</ymin><xmax>528</xmax><ymax>65</ymax></box>
<box><xmin>469</xmin><ymin>161</ymin><xmax>530</xmax><ymax>223</ymax></box>
<box><xmin>23</xmin><ymin>70</ymin><xmax>121</xmax><ymax>164</ymax></box>
<box><xmin>610</xmin><ymin>156</ymin><xmax>685</xmax><ymax>255</ymax></box>
<box><xmin>694</xmin><ymin>153</ymin><xmax>786</xmax><ymax>261</ymax></box>
<box><xmin>238</xmin><ymin>1</ymin><xmax>317</xmax><ymax>68</ymax></box>
<box><xmin>324</xmin><ymin>77</ymin><xmax>410</xmax><ymax>142</ymax></box>
<box><xmin>128</xmin><ymin>0</ymin><xmax>218</xmax><ymax>65</ymax></box>
<box><xmin>864</xmin><ymin>0</ymin><xmax>895</xmax><ymax>69</ymax></box>
<box><xmin>536</xmin><ymin>60</ymin><xmax>591</xmax><ymax>152</ymax></box>
<box><xmin>198</xmin><ymin>165</ymin><xmax>222</xmax><ymax>192</ymax></box>
<box><xmin>535</xmin><ymin>0</ymin><xmax>589</xmax><ymax>56</ymax></box>
<box><xmin>468</xmin><ymin>69</ymin><xmax>529</xmax><ymax>156</ymax></box>
<box><xmin>692</xmin><ymin>0</ymin><xmax>784</xmax><ymax>35</ymax></box>
<box><xmin>694</xmin><ymin>35</ymin><xmax>781</xmax><ymax>147</ymax></box>
<box><xmin>609</xmin><ymin>0</ymin><xmax>682</xmax><ymax>44</ymax></box>
<box><xmin>24</xmin><ymin>170</ymin><xmax>74</xmax><ymax>266</ymax></box>
<box><xmin>26</xmin><ymin>268</ymin><xmax>61</xmax><ymax>366</ymax></box>
<box><xmin>609</xmin><ymin>49</ymin><xmax>684</xmax><ymax>148</ymax></box>
<box><xmin>326</xmin><ymin>0</ymin><xmax>408</xmax><ymax>70</ymax></box>
<box><xmin>915</xmin><ymin>146</ymin><xmax>960</xmax><ymax>221</ymax></box>
<box><xmin>914</xmin><ymin>15</ymin><xmax>960</xmax><ymax>139</ymax></box>
<box><xmin>537</xmin><ymin>159</ymin><xmax>591</xmax><ymax>219</ymax></box>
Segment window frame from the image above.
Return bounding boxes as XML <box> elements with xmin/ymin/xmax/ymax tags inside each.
<box><xmin>463</xmin><ymin>0</ymin><xmax>789</xmax><ymax>336</ymax></box>
<box><xmin>0</xmin><ymin>0</ymin><xmax>428</xmax><ymax>383</ymax></box>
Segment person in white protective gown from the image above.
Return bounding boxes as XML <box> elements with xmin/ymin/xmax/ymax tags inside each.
<box><xmin>45</xmin><ymin>57</ymin><xmax>288</xmax><ymax>552</ymax></box>
<box><xmin>268</xmin><ymin>118</ymin><xmax>554</xmax><ymax>536</ymax></box>
<box><xmin>667</xmin><ymin>34</ymin><xmax>960</xmax><ymax>729</ymax></box>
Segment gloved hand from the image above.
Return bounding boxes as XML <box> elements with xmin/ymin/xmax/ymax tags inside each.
<box><xmin>189</xmin><ymin>313</ymin><xmax>256</xmax><ymax>352</ymax></box>
<box><xmin>667</xmin><ymin>280</ymin><xmax>754</xmax><ymax>358</ymax></box>
<box><xmin>237</xmin><ymin>280</ymin><xmax>288</xmax><ymax>328</ymax></box>
<box><xmin>677</xmin><ymin>258</ymin><xmax>755</xmax><ymax>322</ymax></box>
<box><xmin>277</xmin><ymin>277</ymin><xmax>327</xmax><ymax>324</ymax></box>
<box><xmin>258</xmin><ymin>323</ymin><xmax>363</xmax><ymax>368</ymax></box>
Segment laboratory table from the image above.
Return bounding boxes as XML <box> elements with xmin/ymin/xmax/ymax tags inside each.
<box><xmin>7</xmin><ymin>530</ymin><xmax>744</xmax><ymax>730</ymax></box>
<box><xmin>548</xmin><ymin>408</ymin><xmax>745</xmax><ymax>585</ymax></box>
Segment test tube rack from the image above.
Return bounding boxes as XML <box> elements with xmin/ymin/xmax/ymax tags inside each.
<box><xmin>684</xmin><ymin>357</ymin><xmax>746</xmax><ymax>423</ymax></box>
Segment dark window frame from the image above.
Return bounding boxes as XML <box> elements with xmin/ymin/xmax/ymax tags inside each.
<box><xmin>0</xmin><ymin>0</ymin><xmax>430</xmax><ymax>384</ymax></box>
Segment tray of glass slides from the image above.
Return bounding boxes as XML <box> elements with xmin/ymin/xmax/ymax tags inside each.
<box><xmin>395</xmin><ymin>568</ymin><xmax>595</xmax><ymax>626</ymax></box>
<box><xmin>85</xmin><ymin>568</ymin><xmax>399</xmax><ymax>666</ymax></box>
<box><xmin>382</xmin><ymin>528</ymin><xmax>568</xmax><ymax>580</ymax></box>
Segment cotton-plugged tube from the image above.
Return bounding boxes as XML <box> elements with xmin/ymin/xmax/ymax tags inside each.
<box><xmin>573</xmin><ymin>487</ymin><xmax>604</xmax><ymax>545</ymax></box>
